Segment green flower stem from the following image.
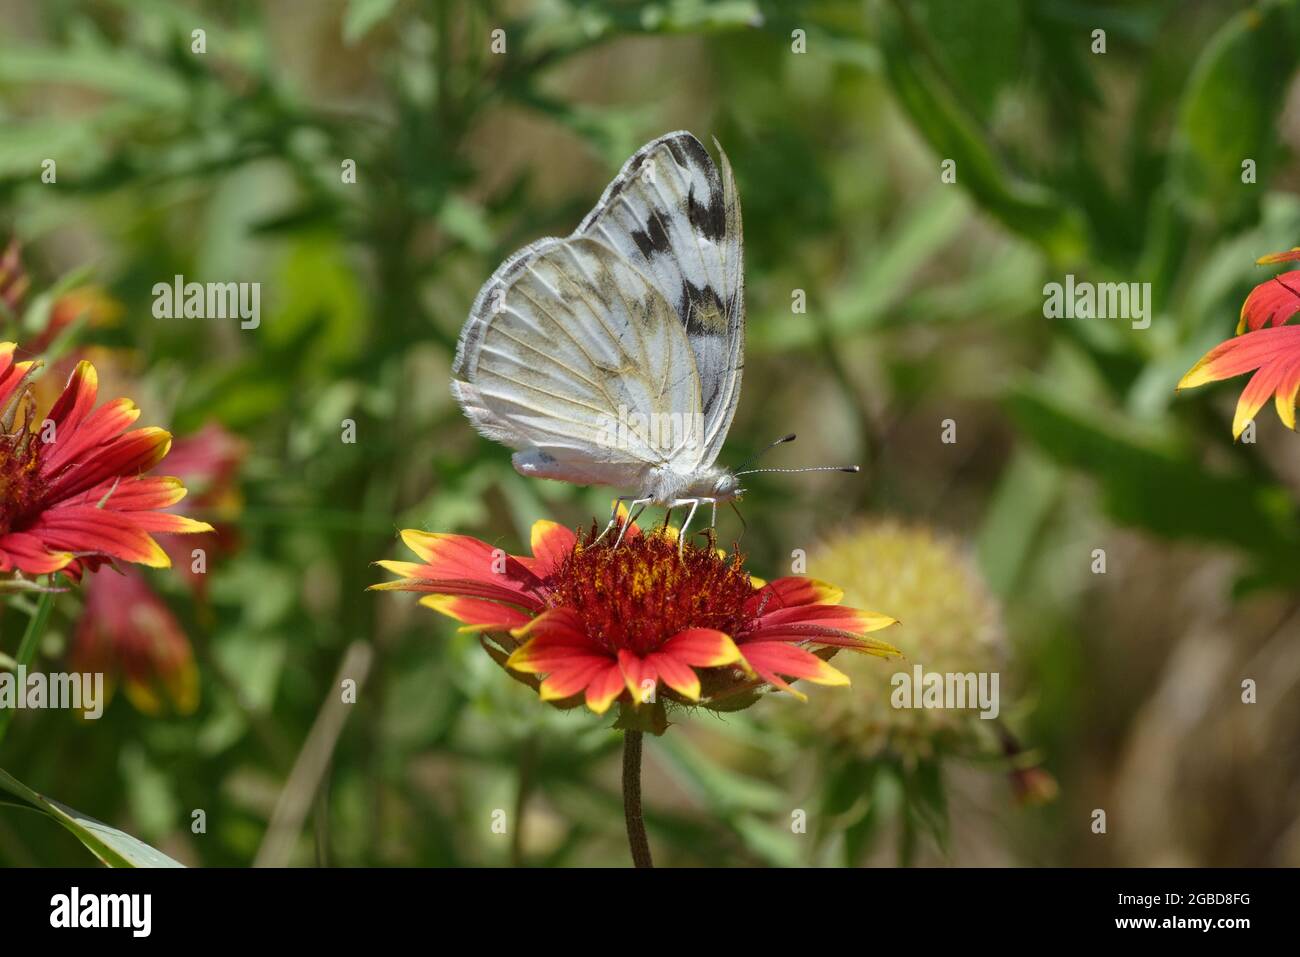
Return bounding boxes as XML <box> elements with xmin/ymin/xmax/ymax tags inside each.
<box><xmin>511</xmin><ymin>733</ymin><xmax>539</xmax><ymax>868</ymax></box>
<box><xmin>0</xmin><ymin>585</ymin><xmax>56</xmax><ymax>748</ymax></box>
<box><xmin>622</xmin><ymin>730</ymin><xmax>654</xmax><ymax>868</ymax></box>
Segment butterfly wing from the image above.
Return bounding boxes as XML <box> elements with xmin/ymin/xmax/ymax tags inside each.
<box><xmin>576</xmin><ymin>131</ymin><xmax>744</xmax><ymax>467</ymax></box>
<box><xmin>452</xmin><ymin>236</ymin><xmax>706</xmax><ymax>488</ymax></box>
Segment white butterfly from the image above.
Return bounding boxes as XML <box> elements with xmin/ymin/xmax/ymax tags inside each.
<box><xmin>452</xmin><ymin>131</ymin><xmax>851</xmax><ymax>545</ymax></box>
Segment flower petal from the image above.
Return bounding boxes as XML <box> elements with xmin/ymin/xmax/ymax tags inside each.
<box><xmin>1255</xmin><ymin>248</ymin><xmax>1300</xmax><ymax>265</ymax></box>
<box><xmin>81</xmin><ymin>476</ymin><xmax>188</xmax><ymax>512</ymax></box>
<box><xmin>397</xmin><ymin>529</ymin><xmax>542</xmax><ymax>596</ymax></box>
<box><xmin>30</xmin><ymin>507</ymin><xmax>171</xmax><ymax>568</ymax></box>
<box><xmin>584</xmin><ymin>662</ymin><xmax>627</xmax><ymax>714</ymax></box>
<box><xmin>419</xmin><ymin>594</ymin><xmax>536</xmax><ymax>633</ymax></box>
<box><xmin>0</xmin><ymin>343</ymin><xmax>38</xmax><ymax>411</ymax></box>
<box><xmin>617</xmin><ymin>649</ymin><xmax>658</xmax><ymax>704</ymax></box>
<box><xmin>42</xmin><ymin>359</ymin><xmax>99</xmax><ymax>436</ymax></box>
<box><xmin>753</xmin><ymin>603</ymin><xmax>897</xmax><ymax>634</ymax></box>
<box><xmin>523</xmin><ymin>519</ymin><xmax>577</xmax><ymax>576</ymax></box>
<box><xmin>43</xmin><ymin>425</ymin><xmax>170</xmax><ymax>500</ymax></box>
<box><xmin>538</xmin><ymin>657</ymin><xmax>614</xmax><ymax>703</ymax></box>
<box><xmin>747</xmin><ymin>625</ymin><xmax>901</xmax><ymax>658</ymax></box>
<box><xmin>506</xmin><ymin>609</ymin><xmax>604</xmax><ymax>672</ymax></box>
<box><xmin>1179</xmin><ymin>325</ymin><xmax>1300</xmax><ymax>389</ymax></box>
<box><xmin>0</xmin><ymin>532</ymin><xmax>73</xmax><ymax>573</ymax></box>
<box><xmin>646</xmin><ymin>651</ymin><xmax>701</xmax><ymax>700</ymax></box>
<box><xmin>743</xmin><ymin>577</ymin><xmax>843</xmax><ymax>615</ymax></box>
<box><xmin>1239</xmin><ymin>274</ymin><xmax>1300</xmax><ymax>332</ymax></box>
<box><xmin>739</xmin><ymin>640</ymin><xmax>851</xmax><ymax>700</ymax></box>
<box><xmin>659</xmin><ymin>628</ymin><xmax>742</xmax><ymax>667</ymax></box>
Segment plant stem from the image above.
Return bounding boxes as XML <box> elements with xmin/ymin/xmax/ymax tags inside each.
<box><xmin>0</xmin><ymin>585</ymin><xmax>56</xmax><ymax>748</ymax></box>
<box><xmin>511</xmin><ymin>733</ymin><xmax>539</xmax><ymax>868</ymax></box>
<box><xmin>621</xmin><ymin>730</ymin><xmax>653</xmax><ymax>868</ymax></box>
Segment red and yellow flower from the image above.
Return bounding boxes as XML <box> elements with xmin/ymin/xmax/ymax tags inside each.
<box><xmin>1179</xmin><ymin>247</ymin><xmax>1300</xmax><ymax>437</ymax></box>
<box><xmin>373</xmin><ymin>515</ymin><xmax>899</xmax><ymax>716</ymax></box>
<box><xmin>0</xmin><ymin>342</ymin><xmax>213</xmax><ymax>577</ymax></box>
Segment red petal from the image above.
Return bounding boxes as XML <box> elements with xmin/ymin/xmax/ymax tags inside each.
<box><xmin>1239</xmin><ymin>275</ymin><xmax>1300</xmax><ymax>332</ymax></box>
<box><xmin>521</xmin><ymin>520</ymin><xmax>577</xmax><ymax>576</ymax></box>
<box><xmin>369</xmin><ymin>575</ymin><xmax>546</xmax><ymax>611</ymax></box>
<box><xmin>659</xmin><ymin>628</ymin><xmax>741</xmax><ymax>667</ymax></box>
<box><xmin>43</xmin><ymin>360</ymin><xmax>101</xmax><ymax>437</ymax></box>
<box><xmin>752</xmin><ymin>603</ymin><xmax>896</xmax><ymax>634</ymax></box>
<box><xmin>30</xmin><ymin>507</ymin><xmax>170</xmax><ymax>567</ymax></box>
<box><xmin>646</xmin><ymin>651</ymin><xmax>701</xmax><ymax>700</ymax></box>
<box><xmin>43</xmin><ymin>426</ymin><xmax>171</xmax><ymax>500</ymax></box>
<box><xmin>1179</xmin><ymin>325</ymin><xmax>1300</xmax><ymax>436</ymax></box>
<box><xmin>584</xmin><ymin>662</ymin><xmax>627</xmax><ymax>714</ymax></box>
<box><xmin>1180</xmin><ymin>325</ymin><xmax>1300</xmax><ymax>389</ymax></box>
<box><xmin>537</xmin><ymin>657</ymin><xmax>613</xmax><ymax>702</ymax></box>
<box><xmin>739</xmin><ymin>641</ymin><xmax>850</xmax><ymax>701</ymax></box>
<box><xmin>396</xmin><ymin>529</ymin><xmax>542</xmax><ymax>597</ymax></box>
<box><xmin>0</xmin><ymin>343</ymin><xmax>38</xmax><ymax>411</ymax></box>
<box><xmin>0</xmin><ymin>531</ymin><xmax>73</xmax><ymax>573</ymax></box>
<box><xmin>617</xmin><ymin>649</ymin><xmax>658</xmax><ymax>704</ymax></box>
<box><xmin>507</xmin><ymin>609</ymin><xmax>605</xmax><ymax>672</ymax></box>
<box><xmin>419</xmin><ymin>595</ymin><xmax>536</xmax><ymax>632</ymax></box>
<box><xmin>78</xmin><ymin>476</ymin><xmax>188</xmax><ymax>512</ymax></box>
<box><xmin>743</xmin><ymin>577</ymin><xmax>843</xmax><ymax>615</ymax></box>
<box><xmin>1255</xmin><ymin>248</ymin><xmax>1300</xmax><ymax>265</ymax></box>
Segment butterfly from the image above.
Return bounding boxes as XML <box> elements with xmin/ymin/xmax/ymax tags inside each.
<box><xmin>451</xmin><ymin>131</ymin><xmax>855</xmax><ymax>547</ymax></box>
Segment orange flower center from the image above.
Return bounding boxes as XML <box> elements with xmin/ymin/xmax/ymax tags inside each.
<box><xmin>544</xmin><ymin>525</ymin><xmax>756</xmax><ymax>656</ymax></box>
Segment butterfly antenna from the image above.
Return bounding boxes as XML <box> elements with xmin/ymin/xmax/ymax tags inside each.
<box><xmin>734</xmin><ymin>465</ymin><xmax>861</xmax><ymax>477</ymax></box>
<box><xmin>734</xmin><ymin>433</ymin><xmax>797</xmax><ymax>473</ymax></box>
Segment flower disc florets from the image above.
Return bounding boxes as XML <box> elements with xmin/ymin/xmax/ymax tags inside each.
<box><xmin>546</xmin><ymin>525</ymin><xmax>755</xmax><ymax>657</ymax></box>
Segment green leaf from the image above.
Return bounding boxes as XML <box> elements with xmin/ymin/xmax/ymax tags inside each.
<box><xmin>878</xmin><ymin>6</ymin><xmax>1087</xmax><ymax>263</ymax></box>
<box><xmin>730</xmin><ymin>814</ymin><xmax>800</xmax><ymax>867</ymax></box>
<box><xmin>1170</xmin><ymin>2</ymin><xmax>1298</xmax><ymax>226</ymax></box>
<box><xmin>0</xmin><ymin>45</ymin><xmax>187</xmax><ymax>110</ymax></box>
<box><xmin>754</xmin><ymin>188</ymin><xmax>969</xmax><ymax>350</ymax></box>
<box><xmin>1008</xmin><ymin>384</ymin><xmax>1300</xmax><ymax>563</ymax></box>
<box><xmin>903</xmin><ymin>760</ymin><xmax>951</xmax><ymax>853</ymax></box>
<box><xmin>976</xmin><ymin>450</ymin><xmax>1062</xmax><ymax>597</ymax></box>
<box><xmin>438</xmin><ymin>195</ymin><xmax>495</xmax><ymax>253</ymax></box>
<box><xmin>909</xmin><ymin>0</ymin><xmax>1025</xmax><ymax>124</ymax></box>
<box><xmin>654</xmin><ymin>734</ymin><xmax>786</xmax><ymax>815</ymax></box>
<box><xmin>0</xmin><ymin>767</ymin><xmax>183</xmax><ymax>868</ymax></box>
<box><xmin>0</xmin><ymin>118</ymin><xmax>107</xmax><ymax>180</ymax></box>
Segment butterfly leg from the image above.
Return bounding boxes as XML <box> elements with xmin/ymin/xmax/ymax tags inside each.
<box><xmin>695</xmin><ymin>497</ymin><xmax>718</xmax><ymax>551</ymax></box>
<box><xmin>594</xmin><ymin>496</ymin><xmax>637</xmax><ymax>545</ymax></box>
<box><xmin>614</xmin><ymin>498</ymin><xmax>653</xmax><ymax>548</ymax></box>
<box><xmin>674</xmin><ymin>498</ymin><xmax>701</xmax><ymax>556</ymax></box>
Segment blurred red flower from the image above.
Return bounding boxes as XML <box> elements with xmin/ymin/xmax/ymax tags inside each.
<box><xmin>1180</xmin><ymin>248</ymin><xmax>1300</xmax><ymax>437</ymax></box>
<box><xmin>0</xmin><ymin>344</ymin><xmax>212</xmax><ymax>577</ymax></box>
<box><xmin>72</xmin><ymin>566</ymin><xmax>199</xmax><ymax>715</ymax></box>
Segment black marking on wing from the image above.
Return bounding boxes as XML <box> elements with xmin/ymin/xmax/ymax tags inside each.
<box><xmin>679</xmin><ymin>280</ymin><xmax>730</xmax><ymax>336</ymax></box>
<box><xmin>631</xmin><ymin>214</ymin><xmax>672</xmax><ymax>258</ymax></box>
<box><xmin>686</xmin><ymin>183</ymin><xmax>726</xmax><ymax>243</ymax></box>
